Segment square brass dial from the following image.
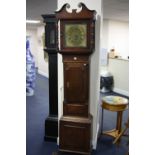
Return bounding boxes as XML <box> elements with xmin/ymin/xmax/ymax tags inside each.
<box><xmin>64</xmin><ymin>24</ymin><xmax>87</xmax><ymax>48</ymax></box>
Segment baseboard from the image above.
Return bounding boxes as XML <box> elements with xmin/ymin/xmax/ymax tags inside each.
<box><xmin>38</xmin><ymin>70</ymin><xmax>49</xmax><ymax>78</ymax></box>
<box><xmin>92</xmin><ymin>123</ymin><xmax>99</xmax><ymax>150</ymax></box>
<box><xmin>113</xmin><ymin>88</ymin><xmax>129</xmax><ymax>97</ymax></box>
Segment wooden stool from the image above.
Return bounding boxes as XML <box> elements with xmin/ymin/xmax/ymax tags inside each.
<box><xmin>101</xmin><ymin>95</ymin><xmax>128</xmax><ymax>143</ymax></box>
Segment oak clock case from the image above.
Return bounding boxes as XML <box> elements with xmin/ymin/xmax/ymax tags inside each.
<box><xmin>42</xmin><ymin>14</ymin><xmax>58</xmax><ymax>142</ymax></box>
<box><xmin>56</xmin><ymin>3</ymin><xmax>96</xmax><ymax>155</ymax></box>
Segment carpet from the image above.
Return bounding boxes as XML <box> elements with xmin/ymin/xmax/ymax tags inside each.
<box><xmin>26</xmin><ymin>73</ymin><xmax>129</xmax><ymax>155</ymax></box>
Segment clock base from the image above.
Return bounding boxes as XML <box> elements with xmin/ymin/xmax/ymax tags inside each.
<box><xmin>44</xmin><ymin>116</ymin><xmax>58</xmax><ymax>142</ymax></box>
<box><xmin>59</xmin><ymin>115</ymin><xmax>92</xmax><ymax>155</ymax></box>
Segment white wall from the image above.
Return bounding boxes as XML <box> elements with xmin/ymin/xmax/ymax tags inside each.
<box><xmin>26</xmin><ymin>27</ymin><xmax>38</xmax><ymax>67</ymax></box>
<box><xmin>57</xmin><ymin>0</ymin><xmax>102</xmax><ymax>149</ymax></box>
<box><xmin>108</xmin><ymin>20</ymin><xmax>129</xmax><ymax>59</ymax></box>
<box><xmin>108</xmin><ymin>58</ymin><xmax>129</xmax><ymax>96</ymax></box>
<box><xmin>102</xmin><ymin>19</ymin><xmax>109</xmax><ymax>49</ymax></box>
<box><xmin>36</xmin><ymin>26</ymin><xmax>48</xmax><ymax>77</ymax></box>
<box><xmin>102</xmin><ymin>19</ymin><xmax>129</xmax><ymax>59</ymax></box>
<box><xmin>101</xmin><ymin>20</ymin><xmax>129</xmax><ymax>95</ymax></box>
<box><xmin>26</xmin><ymin>25</ymin><xmax>48</xmax><ymax>77</ymax></box>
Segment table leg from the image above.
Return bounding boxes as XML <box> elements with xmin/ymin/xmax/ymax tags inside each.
<box><xmin>102</xmin><ymin>110</ymin><xmax>125</xmax><ymax>141</ymax></box>
<box><xmin>101</xmin><ymin>108</ymin><xmax>103</xmax><ymax>135</ymax></box>
<box><xmin>116</xmin><ymin>111</ymin><xmax>123</xmax><ymax>134</ymax></box>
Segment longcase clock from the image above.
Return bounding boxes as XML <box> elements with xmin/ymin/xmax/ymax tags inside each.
<box><xmin>56</xmin><ymin>3</ymin><xmax>96</xmax><ymax>155</ymax></box>
<box><xmin>42</xmin><ymin>14</ymin><xmax>58</xmax><ymax>142</ymax></box>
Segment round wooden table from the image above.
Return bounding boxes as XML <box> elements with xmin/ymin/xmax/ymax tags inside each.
<box><xmin>101</xmin><ymin>95</ymin><xmax>128</xmax><ymax>142</ymax></box>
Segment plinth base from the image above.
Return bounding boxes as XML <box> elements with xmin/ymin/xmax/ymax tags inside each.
<box><xmin>59</xmin><ymin>116</ymin><xmax>92</xmax><ymax>155</ymax></box>
<box><xmin>44</xmin><ymin>116</ymin><xmax>58</xmax><ymax>142</ymax></box>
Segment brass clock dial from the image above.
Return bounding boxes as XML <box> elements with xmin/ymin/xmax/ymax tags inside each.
<box><xmin>64</xmin><ymin>24</ymin><xmax>87</xmax><ymax>47</ymax></box>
